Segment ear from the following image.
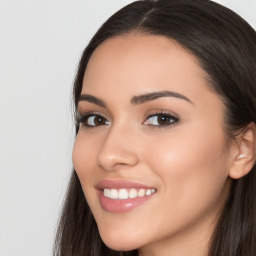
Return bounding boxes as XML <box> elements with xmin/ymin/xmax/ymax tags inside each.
<box><xmin>229</xmin><ymin>122</ymin><xmax>256</xmax><ymax>179</ymax></box>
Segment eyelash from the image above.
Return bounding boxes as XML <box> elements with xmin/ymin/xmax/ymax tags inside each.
<box><xmin>76</xmin><ymin>112</ymin><xmax>179</xmax><ymax>128</ymax></box>
<box><xmin>76</xmin><ymin>112</ymin><xmax>109</xmax><ymax>128</ymax></box>
<box><xmin>143</xmin><ymin>112</ymin><xmax>179</xmax><ymax>127</ymax></box>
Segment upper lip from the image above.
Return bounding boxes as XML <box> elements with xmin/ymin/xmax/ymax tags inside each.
<box><xmin>95</xmin><ymin>179</ymin><xmax>156</xmax><ymax>190</ymax></box>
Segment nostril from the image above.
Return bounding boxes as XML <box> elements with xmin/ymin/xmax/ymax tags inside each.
<box><xmin>95</xmin><ymin>125</ymin><xmax>140</xmax><ymax>171</ymax></box>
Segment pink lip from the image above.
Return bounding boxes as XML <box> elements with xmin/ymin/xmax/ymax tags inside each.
<box><xmin>95</xmin><ymin>180</ymin><xmax>157</xmax><ymax>213</ymax></box>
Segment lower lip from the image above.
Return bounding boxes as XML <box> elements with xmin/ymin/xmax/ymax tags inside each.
<box><xmin>98</xmin><ymin>191</ymin><xmax>155</xmax><ymax>213</ymax></box>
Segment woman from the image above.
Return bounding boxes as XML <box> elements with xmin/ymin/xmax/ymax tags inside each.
<box><xmin>54</xmin><ymin>0</ymin><xmax>256</xmax><ymax>255</ymax></box>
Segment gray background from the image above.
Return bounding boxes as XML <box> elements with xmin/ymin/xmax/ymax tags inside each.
<box><xmin>0</xmin><ymin>1</ymin><xmax>255</xmax><ymax>255</ymax></box>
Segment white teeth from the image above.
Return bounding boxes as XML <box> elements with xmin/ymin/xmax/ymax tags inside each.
<box><xmin>110</xmin><ymin>189</ymin><xmax>118</xmax><ymax>199</ymax></box>
<box><xmin>119</xmin><ymin>189</ymin><xmax>129</xmax><ymax>199</ymax></box>
<box><xmin>146</xmin><ymin>189</ymin><xmax>152</xmax><ymax>196</ymax></box>
<box><xmin>138</xmin><ymin>189</ymin><xmax>146</xmax><ymax>197</ymax></box>
<box><xmin>103</xmin><ymin>188</ymin><xmax>156</xmax><ymax>200</ymax></box>
<box><xmin>103</xmin><ymin>189</ymin><xmax>108</xmax><ymax>197</ymax></box>
<box><xmin>129</xmin><ymin>188</ymin><xmax>138</xmax><ymax>198</ymax></box>
<box><xmin>104</xmin><ymin>189</ymin><xmax>111</xmax><ymax>198</ymax></box>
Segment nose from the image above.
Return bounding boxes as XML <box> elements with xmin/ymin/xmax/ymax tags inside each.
<box><xmin>96</xmin><ymin>125</ymin><xmax>139</xmax><ymax>171</ymax></box>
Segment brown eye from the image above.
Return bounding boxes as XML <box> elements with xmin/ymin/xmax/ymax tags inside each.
<box><xmin>143</xmin><ymin>113</ymin><xmax>178</xmax><ymax>127</ymax></box>
<box><xmin>157</xmin><ymin>115</ymin><xmax>172</xmax><ymax>125</ymax></box>
<box><xmin>85</xmin><ymin>115</ymin><xmax>109</xmax><ymax>127</ymax></box>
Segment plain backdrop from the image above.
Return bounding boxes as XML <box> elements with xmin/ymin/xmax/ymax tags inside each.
<box><xmin>0</xmin><ymin>1</ymin><xmax>255</xmax><ymax>255</ymax></box>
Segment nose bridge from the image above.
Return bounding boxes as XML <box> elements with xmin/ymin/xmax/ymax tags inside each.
<box><xmin>97</xmin><ymin>121</ymin><xmax>139</xmax><ymax>171</ymax></box>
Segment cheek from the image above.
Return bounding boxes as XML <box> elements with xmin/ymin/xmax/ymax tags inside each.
<box><xmin>72</xmin><ymin>131</ymin><xmax>104</xmax><ymax>217</ymax></box>
<box><xmin>147</xmin><ymin>122</ymin><xmax>229</xmax><ymax>178</ymax></box>
<box><xmin>143</xmin><ymin>125</ymin><xmax>230</xmax><ymax>219</ymax></box>
<box><xmin>132</xmin><ymin>127</ymin><xmax>231</xmax><ymax>243</ymax></box>
<box><xmin>72</xmin><ymin>134</ymin><xmax>86</xmax><ymax>177</ymax></box>
<box><xmin>72</xmin><ymin>131</ymin><xmax>98</xmax><ymax>188</ymax></box>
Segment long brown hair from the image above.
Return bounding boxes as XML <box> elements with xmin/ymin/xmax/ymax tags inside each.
<box><xmin>54</xmin><ymin>0</ymin><xmax>256</xmax><ymax>255</ymax></box>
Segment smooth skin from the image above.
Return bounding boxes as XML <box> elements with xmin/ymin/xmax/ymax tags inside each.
<box><xmin>73</xmin><ymin>34</ymin><xmax>255</xmax><ymax>256</ymax></box>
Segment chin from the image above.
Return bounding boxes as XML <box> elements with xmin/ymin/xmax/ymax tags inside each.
<box><xmin>98</xmin><ymin>228</ymin><xmax>143</xmax><ymax>251</ymax></box>
<box><xmin>102</xmin><ymin>238</ymin><xmax>139</xmax><ymax>252</ymax></box>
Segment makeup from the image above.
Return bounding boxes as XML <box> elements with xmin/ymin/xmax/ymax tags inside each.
<box><xmin>73</xmin><ymin>34</ymin><xmax>233</xmax><ymax>252</ymax></box>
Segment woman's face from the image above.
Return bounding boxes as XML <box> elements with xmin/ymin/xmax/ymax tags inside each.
<box><xmin>73</xmin><ymin>34</ymin><xmax>234</xmax><ymax>254</ymax></box>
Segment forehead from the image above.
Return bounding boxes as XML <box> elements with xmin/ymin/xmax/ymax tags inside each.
<box><xmin>82</xmin><ymin>33</ymin><xmax>219</xmax><ymax>106</ymax></box>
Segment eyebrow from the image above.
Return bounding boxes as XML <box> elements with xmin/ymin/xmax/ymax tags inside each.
<box><xmin>131</xmin><ymin>90</ymin><xmax>193</xmax><ymax>105</ymax></box>
<box><xmin>78</xmin><ymin>94</ymin><xmax>106</xmax><ymax>108</ymax></box>
<box><xmin>78</xmin><ymin>90</ymin><xmax>193</xmax><ymax>108</ymax></box>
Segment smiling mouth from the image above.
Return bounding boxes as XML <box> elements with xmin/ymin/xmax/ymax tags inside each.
<box><xmin>103</xmin><ymin>188</ymin><xmax>156</xmax><ymax>200</ymax></box>
<box><xmin>96</xmin><ymin>180</ymin><xmax>157</xmax><ymax>212</ymax></box>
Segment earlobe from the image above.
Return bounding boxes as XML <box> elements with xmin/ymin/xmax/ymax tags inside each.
<box><xmin>228</xmin><ymin>122</ymin><xmax>256</xmax><ymax>179</ymax></box>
